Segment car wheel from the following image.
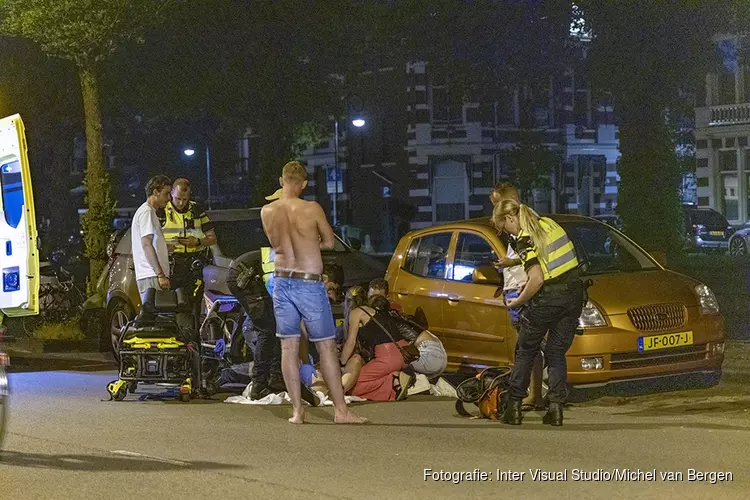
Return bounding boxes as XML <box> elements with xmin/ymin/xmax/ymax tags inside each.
<box><xmin>109</xmin><ymin>301</ymin><xmax>134</xmax><ymax>359</ymax></box>
<box><xmin>729</xmin><ymin>237</ymin><xmax>748</xmax><ymax>256</ymax></box>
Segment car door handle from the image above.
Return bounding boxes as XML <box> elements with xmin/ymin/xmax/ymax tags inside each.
<box><xmin>396</xmin><ymin>288</ymin><xmax>409</xmax><ymax>296</ymax></box>
<box><xmin>447</xmin><ymin>294</ymin><xmax>460</xmax><ymax>303</ymax></box>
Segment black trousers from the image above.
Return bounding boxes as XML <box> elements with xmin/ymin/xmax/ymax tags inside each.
<box><xmin>171</xmin><ymin>255</ymin><xmax>202</xmax><ymax>341</ymax></box>
<box><xmin>509</xmin><ymin>284</ymin><xmax>585</xmax><ymax>404</ymax></box>
<box><xmin>227</xmin><ymin>280</ymin><xmax>282</xmax><ymax>388</ymax></box>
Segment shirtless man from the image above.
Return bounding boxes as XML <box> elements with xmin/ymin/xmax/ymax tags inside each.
<box><xmin>261</xmin><ymin>161</ymin><xmax>366</xmax><ymax>425</ymax></box>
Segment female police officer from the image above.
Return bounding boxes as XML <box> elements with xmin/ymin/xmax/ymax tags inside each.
<box><xmin>492</xmin><ymin>199</ymin><xmax>585</xmax><ymax>426</ymax></box>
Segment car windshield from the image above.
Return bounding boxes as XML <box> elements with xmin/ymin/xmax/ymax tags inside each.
<box><xmin>559</xmin><ymin>221</ymin><xmax>658</xmax><ymax>275</ymax></box>
<box><xmin>211</xmin><ymin>220</ymin><xmax>348</xmax><ymax>259</ymax></box>
<box><xmin>689</xmin><ymin>209</ymin><xmax>727</xmax><ymax>227</ymax></box>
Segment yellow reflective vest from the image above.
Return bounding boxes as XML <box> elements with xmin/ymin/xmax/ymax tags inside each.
<box><xmin>516</xmin><ymin>217</ymin><xmax>578</xmax><ymax>281</ymax></box>
<box><xmin>261</xmin><ymin>246</ymin><xmax>275</xmax><ymax>286</ymax></box>
<box><xmin>161</xmin><ymin>201</ymin><xmax>213</xmax><ymax>254</ymax></box>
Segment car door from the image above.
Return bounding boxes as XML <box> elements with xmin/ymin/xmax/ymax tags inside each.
<box><xmin>0</xmin><ymin>114</ymin><xmax>39</xmax><ymax>318</ymax></box>
<box><xmin>391</xmin><ymin>231</ymin><xmax>453</xmax><ymax>339</ymax></box>
<box><xmin>441</xmin><ymin>231</ymin><xmax>510</xmax><ymax>369</ymax></box>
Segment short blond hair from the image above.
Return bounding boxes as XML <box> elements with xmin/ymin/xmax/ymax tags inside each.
<box><xmin>282</xmin><ymin>161</ymin><xmax>307</xmax><ymax>184</ymax></box>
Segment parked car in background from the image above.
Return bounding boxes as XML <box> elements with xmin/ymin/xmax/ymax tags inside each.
<box><xmin>728</xmin><ymin>221</ymin><xmax>750</xmax><ymax>256</ymax></box>
<box><xmin>682</xmin><ymin>204</ymin><xmax>733</xmax><ymax>252</ymax></box>
<box><xmin>593</xmin><ymin>214</ymin><xmax>623</xmax><ymax>231</ymax></box>
<box><xmin>82</xmin><ymin>209</ymin><xmax>387</xmax><ymax>354</ymax></box>
<box><xmin>385</xmin><ymin>214</ymin><xmax>725</xmax><ymax>392</ymax></box>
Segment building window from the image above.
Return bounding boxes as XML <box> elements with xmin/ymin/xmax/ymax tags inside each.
<box><xmin>719</xmin><ymin>150</ymin><xmax>737</xmax><ymax>171</ymax></box>
<box><xmin>697</xmin><ymin>158</ymin><xmax>709</xmax><ymax>170</ymax></box>
<box><xmin>431</xmin><ymin>85</ymin><xmax>463</xmax><ymax>124</ymax></box>
<box><xmin>722</xmin><ymin>174</ymin><xmax>739</xmax><ymax>220</ymax></box>
<box><xmin>696</xmin><ymin>139</ymin><xmax>708</xmax><ymax>150</ymax></box>
<box><xmin>433</xmin><ymin>159</ymin><xmax>468</xmax><ymax>223</ymax></box>
<box><xmin>697</xmin><ymin>177</ymin><xmax>709</xmax><ymax>187</ymax></box>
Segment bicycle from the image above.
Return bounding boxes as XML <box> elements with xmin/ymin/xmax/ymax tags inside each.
<box><xmin>22</xmin><ymin>266</ymin><xmax>86</xmax><ymax>336</ymax></box>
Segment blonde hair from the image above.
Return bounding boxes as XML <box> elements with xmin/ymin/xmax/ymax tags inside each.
<box><xmin>344</xmin><ymin>286</ymin><xmax>367</xmax><ymax>330</ymax></box>
<box><xmin>282</xmin><ymin>161</ymin><xmax>307</xmax><ymax>184</ymax></box>
<box><xmin>492</xmin><ymin>199</ymin><xmax>549</xmax><ymax>261</ymax></box>
<box><xmin>491</xmin><ymin>182</ymin><xmax>520</xmax><ymax>204</ymax></box>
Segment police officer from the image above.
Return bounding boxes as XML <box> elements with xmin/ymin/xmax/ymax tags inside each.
<box><xmin>160</xmin><ymin>178</ymin><xmax>216</xmax><ymax>335</ymax></box>
<box><xmin>492</xmin><ymin>199</ymin><xmax>585</xmax><ymax>426</ymax></box>
<box><xmin>225</xmin><ymin>188</ymin><xmax>284</xmax><ymax>399</ymax></box>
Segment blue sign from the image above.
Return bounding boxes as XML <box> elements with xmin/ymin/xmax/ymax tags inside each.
<box><xmin>383</xmin><ymin>186</ymin><xmax>391</xmax><ymax>198</ymax></box>
<box><xmin>326</xmin><ymin>167</ymin><xmax>343</xmax><ymax>194</ymax></box>
<box><xmin>326</xmin><ymin>168</ymin><xmax>342</xmax><ymax>182</ymax></box>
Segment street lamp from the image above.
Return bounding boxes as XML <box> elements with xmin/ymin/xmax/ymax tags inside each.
<box><xmin>183</xmin><ymin>145</ymin><xmax>212</xmax><ymax>210</ymax></box>
<box><xmin>332</xmin><ymin>114</ymin><xmax>365</xmax><ymax>227</ymax></box>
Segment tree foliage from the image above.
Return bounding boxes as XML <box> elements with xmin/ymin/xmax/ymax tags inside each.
<box><xmin>506</xmin><ymin>131</ymin><xmax>561</xmax><ymax>204</ymax></box>
<box><xmin>579</xmin><ymin>0</ymin><xmax>744</xmax><ymax>255</ymax></box>
<box><xmin>0</xmin><ymin>0</ymin><xmax>174</xmax><ymax>287</ymax></box>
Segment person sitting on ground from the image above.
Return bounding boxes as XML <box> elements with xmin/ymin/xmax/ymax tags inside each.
<box><xmin>367</xmin><ymin>281</ymin><xmax>447</xmax><ymax>378</ymax></box>
<box><xmin>311</xmin><ymin>286</ymin><xmax>368</xmax><ymax>396</ymax></box>
<box><xmin>340</xmin><ymin>294</ymin><xmax>414</xmax><ymax>401</ymax></box>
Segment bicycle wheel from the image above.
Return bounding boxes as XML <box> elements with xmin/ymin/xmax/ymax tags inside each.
<box><xmin>23</xmin><ymin>314</ymin><xmax>45</xmax><ymax>336</ymax></box>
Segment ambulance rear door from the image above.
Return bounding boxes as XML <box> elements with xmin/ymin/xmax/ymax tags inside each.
<box><xmin>0</xmin><ymin>114</ymin><xmax>39</xmax><ymax>317</ymax></box>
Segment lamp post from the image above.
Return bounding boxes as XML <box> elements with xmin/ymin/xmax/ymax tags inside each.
<box><xmin>332</xmin><ymin>115</ymin><xmax>365</xmax><ymax>227</ymax></box>
<box><xmin>183</xmin><ymin>145</ymin><xmax>212</xmax><ymax>210</ymax></box>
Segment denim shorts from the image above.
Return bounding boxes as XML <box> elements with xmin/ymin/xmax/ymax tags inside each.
<box><xmin>272</xmin><ymin>277</ymin><xmax>336</xmax><ymax>342</ymax></box>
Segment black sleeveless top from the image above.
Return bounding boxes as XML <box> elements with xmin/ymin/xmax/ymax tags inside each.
<box><xmin>358</xmin><ymin>310</ymin><xmax>404</xmax><ymax>351</ymax></box>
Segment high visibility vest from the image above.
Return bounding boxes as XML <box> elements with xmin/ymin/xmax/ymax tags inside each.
<box><xmin>261</xmin><ymin>246</ymin><xmax>275</xmax><ymax>287</ymax></box>
<box><xmin>518</xmin><ymin>217</ymin><xmax>578</xmax><ymax>281</ymax></box>
<box><xmin>161</xmin><ymin>201</ymin><xmax>212</xmax><ymax>254</ymax></box>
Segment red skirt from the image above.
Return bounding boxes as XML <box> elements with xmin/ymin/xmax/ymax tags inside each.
<box><xmin>351</xmin><ymin>341</ymin><xmax>407</xmax><ymax>401</ymax></box>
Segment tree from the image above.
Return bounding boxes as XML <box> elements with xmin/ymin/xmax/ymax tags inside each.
<box><xmin>506</xmin><ymin>131</ymin><xmax>562</xmax><ymax>205</ymax></box>
<box><xmin>0</xmin><ymin>0</ymin><xmax>174</xmax><ymax>287</ymax></box>
<box><xmin>579</xmin><ymin>0</ymin><xmax>745</xmax><ymax>255</ymax></box>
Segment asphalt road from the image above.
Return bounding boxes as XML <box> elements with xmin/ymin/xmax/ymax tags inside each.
<box><xmin>2</xmin><ymin>368</ymin><xmax>749</xmax><ymax>500</ymax></box>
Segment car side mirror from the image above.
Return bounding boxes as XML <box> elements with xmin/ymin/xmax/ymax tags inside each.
<box><xmin>472</xmin><ymin>265</ymin><xmax>503</xmax><ymax>286</ymax></box>
<box><xmin>650</xmin><ymin>251</ymin><xmax>667</xmax><ymax>267</ymax></box>
<box><xmin>349</xmin><ymin>238</ymin><xmax>362</xmax><ymax>251</ymax></box>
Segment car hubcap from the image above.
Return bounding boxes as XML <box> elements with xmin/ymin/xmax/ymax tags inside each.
<box><xmin>731</xmin><ymin>238</ymin><xmax>747</xmax><ymax>256</ymax></box>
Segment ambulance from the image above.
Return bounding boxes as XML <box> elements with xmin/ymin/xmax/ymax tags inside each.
<box><xmin>0</xmin><ymin>114</ymin><xmax>40</xmax><ymax>446</ymax></box>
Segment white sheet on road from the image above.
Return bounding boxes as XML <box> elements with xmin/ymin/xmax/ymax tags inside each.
<box><xmin>225</xmin><ymin>376</ymin><xmax>458</xmax><ymax>406</ymax></box>
<box><xmin>224</xmin><ymin>382</ymin><xmax>366</xmax><ymax>406</ymax></box>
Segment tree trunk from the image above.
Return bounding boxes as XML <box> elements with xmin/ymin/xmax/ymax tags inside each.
<box><xmin>78</xmin><ymin>63</ymin><xmax>114</xmax><ymax>291</ymax></box>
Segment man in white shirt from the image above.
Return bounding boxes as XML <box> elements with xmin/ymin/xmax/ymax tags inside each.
<box><xmin>131</xmin><ymin>175</ymin><xmax>173</xmax><ymax>303</ymax></box>
<box><xmin>491</xmin><ymin>182</ymin><xmax>544</xmax><ymax>410</ymax></box>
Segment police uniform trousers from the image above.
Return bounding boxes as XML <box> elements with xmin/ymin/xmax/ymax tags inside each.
<box><xmin>509</xmin><ymin>272</ymin><xmax>585</xmax><ymax>404</ymax></box>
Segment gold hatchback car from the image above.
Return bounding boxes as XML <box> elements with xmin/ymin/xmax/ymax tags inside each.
<box><xmin>385</xmin><ymin>214</ymin><xmax>725</xmax><ymax>389</ymax></box>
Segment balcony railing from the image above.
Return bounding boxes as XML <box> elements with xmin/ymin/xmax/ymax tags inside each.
<box><xmin>700</xmin><ymin>103</ymin><xmax>750</xmax><ymax>127</ymax></box>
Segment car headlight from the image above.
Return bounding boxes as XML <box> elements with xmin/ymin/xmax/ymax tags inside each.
<box><xmin>579</xmin><ymin>300</ymin><xmax>607</xmax><ymax>328</ymax></box>
<box><xmin>695</xmin><ymin>284</ymin><xmax>720</xmax><ymax>315</ymax></box>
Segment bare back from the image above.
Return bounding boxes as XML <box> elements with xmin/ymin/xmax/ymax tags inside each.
<box><xmin>261</xmin><ymin>197</ymin><xmax>334</xmax><ymax>274</ymax></box>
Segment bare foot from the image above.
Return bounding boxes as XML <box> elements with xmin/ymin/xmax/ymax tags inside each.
<box><xmin>289</xmin><ymin>410</ymin><xmax>305</xmax><ymax>424</ymax></box>
<box><xmin>334</xmin><ymin>411</ymin><xmax>369</xmax><ymax>424</ymax></box>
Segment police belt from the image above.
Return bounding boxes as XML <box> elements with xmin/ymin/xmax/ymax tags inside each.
<box><xmin>540</xmin><ymin>269</ymin><xmax>588</xmax><ymax>294</ymax></box>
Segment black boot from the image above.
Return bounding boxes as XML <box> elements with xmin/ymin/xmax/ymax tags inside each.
<box><xmin>542</xmin><ymin>402</ymin><xmax>564</xmax><ymax>426</ymax></box>
<box><xmin>501</xmin><ymin>397</ymin><xmax>523</xmax><ymax>425</ymax></box>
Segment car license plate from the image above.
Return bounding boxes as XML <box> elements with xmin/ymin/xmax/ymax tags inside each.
<box><xmin>710</xmin><ymin>231</ymin><xmax>724</xmax><ymax>237</ymax></box>
<box><xmin>638</xmin><ymin>331</ymin><xmax>693</xmax><ymax>352</ymax></box>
